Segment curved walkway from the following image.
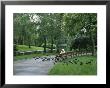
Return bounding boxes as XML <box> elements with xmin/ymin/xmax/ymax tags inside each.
<box><xmin>13</xmin><ymin>56</ymin><xmax>55</xmax><ymax>75</ymax></box>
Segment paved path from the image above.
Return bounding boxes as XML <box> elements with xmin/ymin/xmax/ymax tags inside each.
<box><xmin>13</xmin><ymin>56</ymin><xmax>55</xmax><ymax>75</ymax></box>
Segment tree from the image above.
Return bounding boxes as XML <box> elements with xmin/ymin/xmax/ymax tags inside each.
<box><xmin>14</xmin><ymin>13</ymin><xmax>97</xmax><ymax>55</ymax></box>
<box><xmin>14</xmin><ymin>13</ymin><xmax>41</xmax><ymax>48</ymax></box>
<box><xmin>62</xmin><ymin>13</ymin><xmax>97</xmax><ymax>55</ymax></box>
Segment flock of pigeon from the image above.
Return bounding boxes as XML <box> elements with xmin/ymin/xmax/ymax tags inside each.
<box><xmin>61</xmin><ymin>58</ymin><xmax>94</xmax><ymax>66</ymax></box>
<box><xmin>33</xmin><ymin>56</ymin><xmax>55</xmax><ymax>61</ymax></box>
<box><xmin>33</xmin><ymin>55</ymin><xmax>94</xmax><ymax>65</ymax></box>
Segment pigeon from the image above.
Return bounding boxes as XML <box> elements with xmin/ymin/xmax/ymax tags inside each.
<box><xmin>33</xmin><ymin>57</ymin><xmax>35</xmax><ymax>58</ymax></box>
<box><xmin>69</xmin><ymin>61</ymin><xmax>74</xmax><ymax>64</ymax></box>
<box><xmin>86</xmin><ymin>61</ymin><xmax>92</xmax><ymax>64</ymax></box>
<box><xmin>90</xmin><ymin>59</ymin><xmax>93</xmax><ymax>62</ymax></box>
<box><xmin>42</xmin><ymin>59</ymin><xmax>45</xmax><ymax>61</ymax></box>
<box><xmin>35</xmin><ymin>57</ymin><xmax>40</xmax><ymax>60</ymax></box>
<box><xmin>47</xmin><ymin>58</ymin><xmax>50</xmax><ymax>60</ymax></box>
<box><xmin>80</xmin><ymin>62</ymin><xmax>83</xmax><ymax>65</ymax></box>
<box><xmin>75</xmin><ymin>58</ymin><xmax>77</xmax><ymax>60</ymax></box>
<box><xmin>63</xmin><ymin>62</ymin><xmax>68</xmax><ymax>65</ymax></box>
<box><xmin>51</xmin><ymin>58</ymin><xmax>55</xmax><ymax>60</ymax></box>
<box><xmin>33</xmin><ymin>57</ymin><xmax>36</xmax><ymax>59</ymax></box>
<box><xmin>73</xmin><ymin>60</ymin><xmax>77</xmax><ymax>64</ymax></box>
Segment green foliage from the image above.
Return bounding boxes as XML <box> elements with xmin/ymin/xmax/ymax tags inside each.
<box><xmin>62</xmin><ymin>13</ymin><xmax>97</xmax><ymax>54</ymax></box>
<box><xmin>14</xmin><ymin>13</ymin><xmax>97</xmax><ymax>54</ymax></box>
<box><xmin>14</xmin><ymin>13</ymin><xmax>40</xmax><ymax>46</ymax></box>
<box><xmin>48</xmin><ymin>56</ymin><xmax>97</xmax><ymax>75</ymax></box>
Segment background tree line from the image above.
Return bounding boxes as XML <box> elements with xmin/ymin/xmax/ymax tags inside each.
<box><xmin>14</xmin><ymin>13</ymin><xmax>97</xmax><ymax>55</ymax></box>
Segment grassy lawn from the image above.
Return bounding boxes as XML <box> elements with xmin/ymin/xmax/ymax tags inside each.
<box><xmin>48</xmin><ymin>55</ymin><xmax>97</xmax><ymax>75</ymax></box>
<box><xmin>16</xmin><ymin>45</ymin><xmax>44</xmax><ymax>51</ymax></box>
<box><xmin>14</xmin><ymin>45</ymin><xmax>56</xmax><ymax>61</ymax></box>
<box><xmin>14</xmin><ymin>53</ymin><xmax>57</xmax><ymax>61</ymax></box>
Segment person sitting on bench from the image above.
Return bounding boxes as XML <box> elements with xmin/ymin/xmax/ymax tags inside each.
<box><xmin>60</xmin><ymin>49</ymin><xmax>65</xmax><ymax>54</ymax></box>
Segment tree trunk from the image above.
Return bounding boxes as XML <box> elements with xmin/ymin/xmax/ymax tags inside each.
<box><xmin>19</xmin><ymin>36</ymin><xmax>23</xmax><ymax>45</ymax></box>
<box><xmin>22</xmin><ymin>26</ymin><xmax>25</xmax><ymax>45</ymax></box>
<box><xmin>29</xmin><ymin>43</ymin><xmax>31</xmax><ymax>48</ymax></box>
<box><xmin>89</xmin><ymin>15</ymin><xmax>95</xmax><ymax>56</ymax></box>
<box><xmin>44</xmin><ymin>36</ymin><xmax>46</xmax><ymax>53</ymax></box>
<box><xmin>70</xmin><ymin>46</ymin><xmax>72</xmax><ymax>51</ymax></box>
<box><xmin>28</xmin><ymin>39</ymin><xmax>31</xmax><ymax>48</ymax></box>
<box><xmin>28</xmin><ymin>36</ymin><xmax>31</xmax><ymax>48</ymax></box>
<box><xmin>56</xmin><ymin>44</ymin><xmax>59</xmax><ymax>53</ymax></box>
<box><xmin>22</xmin><ymin>36</ymin><xmax>24</xmax><ymax>45</ymax></box>
<box><xmin>86</xmin><ymin>46</ymin><xmax>88</xmax><ymax>55</ymax></box>
<box><xmin>91</xmin><ymin>33</ymin><xmax>95</xmax><ymax>56</ymax></box>
<box><xmin>51</xmin><ymin>38</ymin><xmax>54</xmax><ymax>53</ymax></box>
<box><xmin>34</xmin><ymin>40</ymin><xmax>36</xmax><ymax>46</ymax></box>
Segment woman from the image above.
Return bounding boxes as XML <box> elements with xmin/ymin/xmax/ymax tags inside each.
<box><xmin>60</xmin><ymin>49</ymin><xmax>65</xmax><ymax>54</ymax></box>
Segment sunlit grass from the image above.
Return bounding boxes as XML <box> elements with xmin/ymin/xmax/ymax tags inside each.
<box><xmin>48</xmin><ymin>56</ymin><xmax>97</xmax><ymax>75</ymax></box>
<box><xmin>16</xmin><ymin>45</ymin><xmax>44</xmax><ymax>51</ymax></box>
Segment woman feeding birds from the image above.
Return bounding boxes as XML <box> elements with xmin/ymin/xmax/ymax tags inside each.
<box><xmin>60</xmin><ymin>49</ymin><xmax>65</xmax><ymax>54</ymax></box>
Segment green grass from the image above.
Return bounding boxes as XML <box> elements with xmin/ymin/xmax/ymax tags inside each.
<box><xmin>14</xmin><ymin>45</ymin><xmax>56</xmax><ymax>61</ymax></box>
<box><xmin>14</xmin><ymin>53</ymin><xmax>57</xmax><ymax>61</ymax></box>
<box><xmin>16</xmin><ymin>45</ymin><xmax>44</xmax><ymax>51</ymax></box>
<box><xmin>48</xmin><ymin>55</ymin><xmax>97</xmax><ymax>75</ymax></box>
